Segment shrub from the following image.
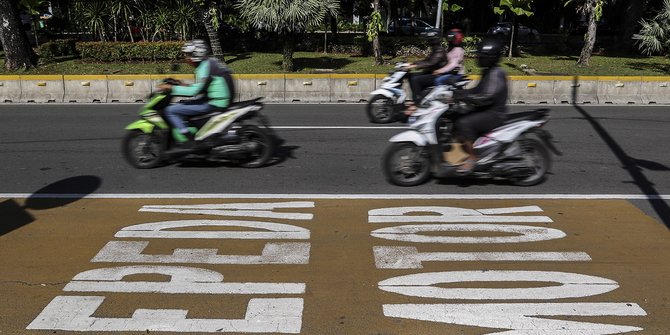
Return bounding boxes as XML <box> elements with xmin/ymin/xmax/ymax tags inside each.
<box><xmin>76</xmin><ymin>42</ymin><xmax>183</xmax><ymax>62</ymax></box>
<box><xmin>37</xmin><ymin>39</ymin><xmax>78</xmax><ymax>63</ymax></box>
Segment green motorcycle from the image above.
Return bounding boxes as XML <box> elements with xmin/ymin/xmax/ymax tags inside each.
<box><xmin>122</xmin><ymin>79</ymin><xmax>277</xmax><ymax>169</ymax></box>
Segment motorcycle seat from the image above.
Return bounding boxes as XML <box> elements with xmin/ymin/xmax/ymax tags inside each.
<box><xmin>504</xmin><ymin>108</ymin><xmax>550</xmax><ymax>124</ymax></box>
<box><xmin>186</xmin><ymin>98</ymin><xmax>264</xmax><ymax>121</ymax></box>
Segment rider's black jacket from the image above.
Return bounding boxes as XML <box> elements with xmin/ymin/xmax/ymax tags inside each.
<box><xmin>414</xmin><ymin>45</ymin><xmax>448</xmax><ymax>74</ymax></box>
<box><xmin>452</xmin><ymin>66</ymin><xmax>508</xmax><ymax>117</ymax></box>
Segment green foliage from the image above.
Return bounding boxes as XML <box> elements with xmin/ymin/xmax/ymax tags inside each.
<box><xmin>442</xmin><ymin>1</ymin><xmax>464</xmax><ymax>14</ymax></box>
<box><xmin>494</xmin><ymin>0</ymin><xmax>534</xmax><ymax>17</ymax></box>
<box><xmin>76</xmin><ymin>42</ymin><xmax>183</xmax><ymax>62</ymax></box>
<box><xmin>564</xmin><ymin>0</ymin><xmax>607</xmax><ymax>21</ymax></box>
<box><xmin>37</xmin><ymin>39</ymin><xmax>78</xmax><ymax>63</ymax></box>
<box><xmin>367</xmin><ymin>10</ymin><xmax>384</xmax><ymax>42</ymax></box>
<box><xmin>235</xmin><ymin>0</ymin><xmax>340</xmax><ymax>35</ymax></box>
<box><xmin>461</xmin><ymin>35</ymin><xmax>482</xmax><ymax>57</ymax></box>
<box><xmin>634</xmin><ymin>0</ymin><xmax>670</xmax><ymax>56</ymax></box>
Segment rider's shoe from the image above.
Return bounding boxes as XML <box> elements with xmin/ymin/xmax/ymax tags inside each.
<box><xmin>456</xmin><ymin>159</ymin><xmax>476</xmax><ymax>175</ymax></box>
<box><xmin>166</xmin><ymin>133</ymin><xmax>204</xmax><ymax>155</ymax></box>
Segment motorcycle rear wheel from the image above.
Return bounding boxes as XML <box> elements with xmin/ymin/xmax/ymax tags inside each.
<box><xmin>512</xmin><ymin>138</ymin><xmax>552</xmax><ymax>186</ymax></box>
<box><xmin>122</xmin><ymin>130</ymin><xmax>163</xmax><ymax>169</ymax></box>
<box><xmin>383</xmin><ymin>142</ymin><xmax>432</xmax><ymax>186</ymax></box>
<box><xmin>367</xmin><ymin>94</ymin><xmax>398</xmax><ymax>124</ymax></box>
<box><xmin>237</xmin><ymin>125</ymin><xmax>274</xmax><ymax>168</ymax></box>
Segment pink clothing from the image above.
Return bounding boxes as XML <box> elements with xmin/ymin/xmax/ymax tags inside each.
<box><xmin>435</xmin><ymin>47</ymin><xmax>465</xmax><ymax>75</ymax></box>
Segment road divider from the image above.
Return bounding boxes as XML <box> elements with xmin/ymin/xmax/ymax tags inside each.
<box><xmin>1</xmin><ymin>75</ymin><xmax>669</xmax><ymax>104</ymax></box>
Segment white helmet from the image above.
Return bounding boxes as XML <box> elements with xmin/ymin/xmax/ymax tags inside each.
<box><xmin>181</xmin><ymin>39</ymin><xmax>210</xmax><ymax>62</ymax></box>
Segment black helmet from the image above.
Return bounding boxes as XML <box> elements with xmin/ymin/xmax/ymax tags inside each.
<box><xmin>420</xmin><ymin>28</ymin><xmax>442</xmax><ymax>46</ymax></box>
<box><xmin>476</xmin><ymin>38</ymin><xmax>503</xmax><ymax>68</ymax></box>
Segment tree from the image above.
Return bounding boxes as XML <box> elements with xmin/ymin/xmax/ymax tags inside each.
<box><xmin>195</xmin><ymin>0</ymin><xmax>226</xmax><ymax>63</ymax></box>
<box><xmin>0</xmin><ymin>0</ymin><xmax>38</xmax><ymax>70</ymax></box>
<box><xmin>634</xmin><ymin>0</ymin><xmax>670</xmax><ymax>55</ymax></box>
<box><xmin>19</xmin><ymin>0</ymin><xmax>48</xmax><ymax>46</ymax></box>
<box><xmin>438</xmin><ymin>0</ymin><xmax>464</xmax><ymax>32</ymax></box>
<box><xmin>236</xmin><ymin>0</ymin><xmax>339</xmax><ymax>72</ymax></box>
<box><xmin>110</xmin><ymin>0</ymin><xmax>138</xmax><ymax>42</ymax></box>
<box><xmin>564</xmin><ymin>0</ymin><xmax>607</xmax><ymax>66</ymax></box>
<box><xmin>493</xmin><ymin>0</ymin><xmax>534</xmax><ymax>58</ymax></box>
<box><xmin>368</xmin><ymin>0</ymin><xmax>384</xmax><ymax>65</ymax></box>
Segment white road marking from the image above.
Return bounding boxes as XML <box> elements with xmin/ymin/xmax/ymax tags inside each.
<box><xmin>378</xmin><ymin>271</ymin><xmax>619</xmax><ymax>300</ymax></box>
<box><xmin>383</xmin><ymin>303</ymin><xmax>646</xmax><ymax>334</ymax></box>
<box><xmin>373</xmin><ymin>247</ymin><xmax>591</xmax><ymax>269</ymax></box>
<box><xmin>28</xmin><ymin>296</ymin><xmax>304</xmax><ymax>333</ymax></box>
<box><xmin>92</xmin><ymin>241</ymin><xmax>311</xmax><ymax>264</ymax></box>
<box><xmin>371</xmin><ymin>224</ymin><xmax>566</xmax><ymax>244</ymax></box>
<box><xmin>115</xmin><ymin>219</ymin><xmax>310</xmax><ymax>240</ymax></box>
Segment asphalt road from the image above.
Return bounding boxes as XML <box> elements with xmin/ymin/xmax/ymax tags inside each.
<box><xmin>2</xmin><ymin>103</ymin><xmax>670</xmax><ymax>334</ymax></box>
<box><xmin>1</xmin><ymin>103</ymin><xmax>669</xmax><ymax>225</ymax></box>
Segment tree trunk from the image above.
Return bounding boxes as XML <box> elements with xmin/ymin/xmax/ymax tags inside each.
<box><xmin>373</xmin><ymin>0</ymin><xmax>383</xmax><ymax>65</ymax></box>
<box><xmin>508</xmin><ymin>17</ymin><xmax>516</xmax><ymax>59</ymax></box>
<box><xmin>126</xmin><ymin>21</ymin><xmax>135</xmax><ymax>43</ymax></box>
<box><xmin>200</xmin><ymin>1</ymin><xmax>225</xmax><ymax>64</ymax></box>
<box><xmin>282</xmin><ymin>34</ymin><xmax>295</xmax><ymax>72</ymax></box>
<box><xmin>0</xmin><ymin>0</ymin><xmax>37</xmax><ymax>70</ymax></box>
<box><xmin>577</xmin><ymin>0</ymin><xmax>598</xmax><ymax>66</ymax></box>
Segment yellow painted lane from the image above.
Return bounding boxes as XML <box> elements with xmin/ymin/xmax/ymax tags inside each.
<box><xmin>1</xmin><ymin>198</ymin><xmax>668</xmax><ymax>334</ymax></box>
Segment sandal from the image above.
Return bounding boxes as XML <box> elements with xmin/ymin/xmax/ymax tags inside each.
<box><xmin>456</xmin><ymin>159</ymin><xmax>476</xmax><ymax>175</ymax></box>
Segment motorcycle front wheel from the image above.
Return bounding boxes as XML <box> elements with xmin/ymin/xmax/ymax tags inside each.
<box><xmin>383</xmin><ymin>142</ymin><xmax>432</xmax><ymax>186</ymax></box>
<box><xmin>122</xmin><ymin>130</ymin><xmax>164</xmax><ymax>169</ymax></box>
<box><xmin>237</xmin><ymin>125</ymin><xmax>274</xmax><ymax>168</ymax></box>
<box><xmin>367</xmin><ymin>94</ymin><xmax>398</xmax><ymax>124</ymax></box>
<box><xmin>512</xmin><ymin>138</ymin><xmax>552</xmax><ymax>186</ymax></box>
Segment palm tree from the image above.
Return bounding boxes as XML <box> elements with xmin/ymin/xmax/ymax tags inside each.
<box><xmin>634</xmin><ymin>0</ymin><xmax>670</xmax><ymax>55</ymax></box>
<box><xmin>236</xmin><ymin>0</ymin><xmax>340</xmax><ymax>72</ymax></box>
<box><xmin>111</xmin><ymin>0</ymin><xmax>137</xmax><ymax>42</ymax></box>
<box><xmin>196</xmin><ymin>0</ymin><xmax>226</xmax><ymax>62</ymax></box>
<box><xmin>73</xmin><ymin>0</ymin><xmax>109</xmax><ymax>41</ymax></box>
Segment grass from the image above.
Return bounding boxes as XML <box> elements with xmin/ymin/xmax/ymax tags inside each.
<box><xmin>1</xmin><ymin>51</ymin><xmax>670</xmax><ymax>76</ymax></box>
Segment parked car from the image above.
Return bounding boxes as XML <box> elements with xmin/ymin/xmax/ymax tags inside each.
<box><xmin>487</xmin><ymin>22</ymin><xmax>540</xmax><ymax>42</ymax></box>
<box><xmin>387</xmin><ymin>18</ymin><xmax>435</xmax><ymax>35</ymax></box>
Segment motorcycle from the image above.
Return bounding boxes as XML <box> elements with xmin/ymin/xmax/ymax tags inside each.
<box><xmin>122</xmin><ymin>78</ymin><xmax>278</xmax><ymax>169</ymax></box>
<box><xmin>382</xmin><ymin>94</ymin><xmax>562</xmax><ymax>186</ymax></box>
<box><xmin>366</xmin><ymin>63</ymin><xmax>470</xmax><ymax>124</ymax></box>
<box><xmin>366</xmin><ymin>62</ymin><xmax>412</xmax><ymax>124</ymax></box>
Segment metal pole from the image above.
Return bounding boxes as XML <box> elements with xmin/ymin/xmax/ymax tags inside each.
<box><xmin>436</xmin><ymin>0</ymin><xmax>443</xmax><ymax>29</ymax></box>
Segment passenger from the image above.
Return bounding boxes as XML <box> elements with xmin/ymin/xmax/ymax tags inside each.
<box><xmin>433</xmin><ymin>28</ymin><xmax>465</xmax><ymax>87</ymax></box>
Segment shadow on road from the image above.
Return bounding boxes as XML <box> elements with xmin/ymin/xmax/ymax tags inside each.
<box><xmin>571</xmin><ymin>76</ymin><xmax>670</xmax><ymax>229</ymax></box>
<box><xmin>0</xmin><ymin>175</ymin><xmax>102</xmax><ymax>237</ymax></box>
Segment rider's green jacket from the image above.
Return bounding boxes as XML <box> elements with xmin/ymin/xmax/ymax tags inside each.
<box><xmin>171</xmin><ymin>58</ymin><xmax>230</xmax><ymax>108</ymax></box>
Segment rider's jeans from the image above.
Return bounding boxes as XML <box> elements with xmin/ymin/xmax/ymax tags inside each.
<box><xmin>434</xmin><ymin>74</ymin><xmax>463</xmax><ymax>86</ymax></box>
<box><xmin>165</xmin><ymin>102</ymin><xmax>211</xmax><ymax>134</ymax></box>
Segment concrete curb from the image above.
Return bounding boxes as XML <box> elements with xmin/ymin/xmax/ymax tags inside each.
<box><xmin>1</xmin><ymin>75</ymin><xmax>669</xmax><ymax>104</ymax></box>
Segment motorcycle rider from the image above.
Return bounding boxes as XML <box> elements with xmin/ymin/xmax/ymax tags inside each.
<box><xmin>450</xmin><ymin>37</ymin><xmax>508</xmax><ymax>174</ymax></box>
<box><xmin>433</xmin><ymin>28</ymin><xmax>465</xmax><ymax>86</ymax></box>
<box><xmin>158</xmin><ymin>39</ymin><xmax>231</xmax><ymax>153</ymax></box>
<box><xmin>406</xmin><ymin>28</ymin><xmax>448</xmax><ymax>112</ymax></box>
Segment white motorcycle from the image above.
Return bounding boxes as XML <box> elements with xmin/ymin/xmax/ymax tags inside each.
<box><xmin>366</xmin><ymin>63</ymin><xmax>471</xmax><ymax>124</ymax></box>
<box><xmin>366</xmin><ymin>62</ymin><xmax>412</xmax><ymax>123</ymax></box>
<box><xmin>382</xmin><ymin>92</ymin><xmax>562</xmax><ymax>186</ymax></box>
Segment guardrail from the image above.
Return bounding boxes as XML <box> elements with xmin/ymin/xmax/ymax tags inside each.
<box><xmin>1</xmin><ymin>74</ymin><xmax>669</xmax><ymax>104</ymax></box>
